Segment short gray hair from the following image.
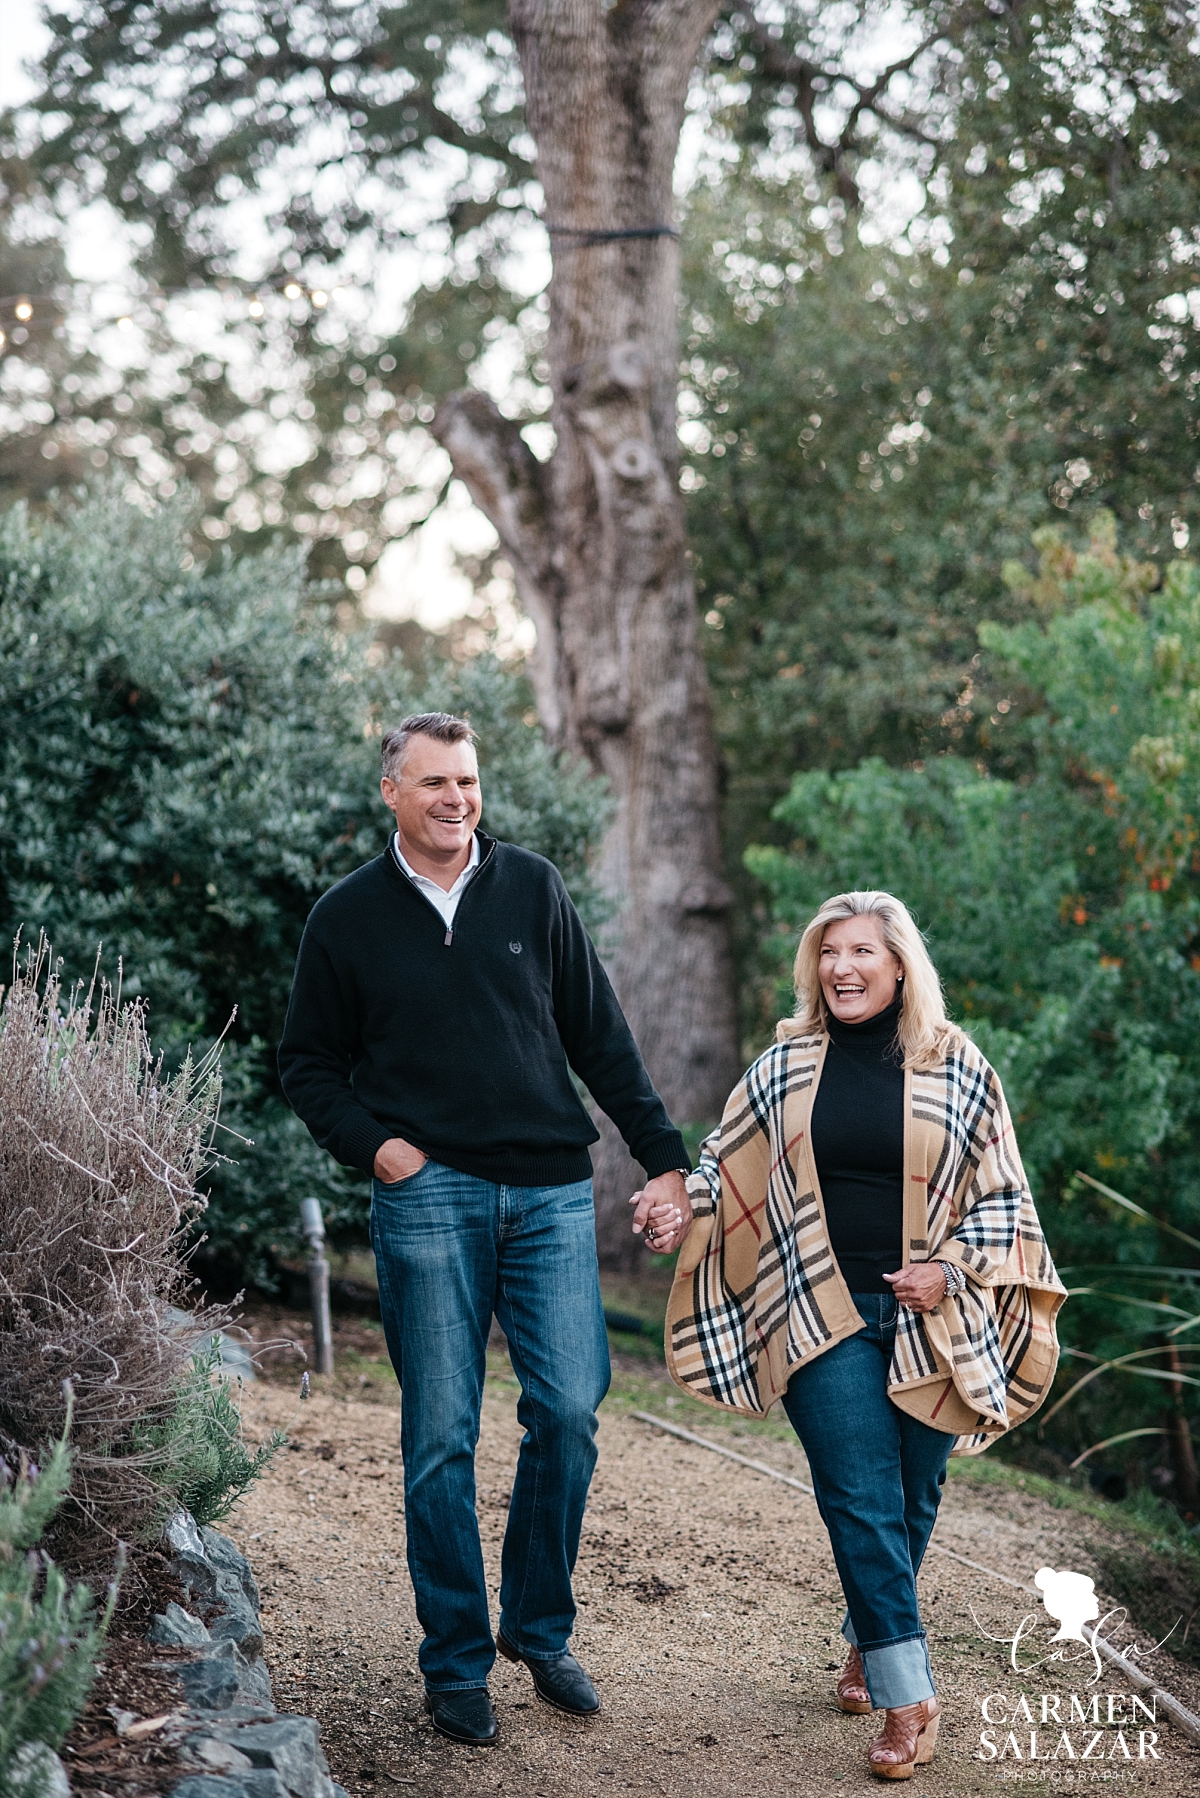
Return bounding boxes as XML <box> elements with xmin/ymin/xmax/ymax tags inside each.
<box><xmin>381</xmin><ymin>712</ymin><xmax>478</xmax><ymax>781</ymax></box>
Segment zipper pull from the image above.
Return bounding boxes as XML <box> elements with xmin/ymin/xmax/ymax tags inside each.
<box><xmin>444</xmin><ymin>927</ymin><xmax>453</xmax><ymax>947</ymax></box>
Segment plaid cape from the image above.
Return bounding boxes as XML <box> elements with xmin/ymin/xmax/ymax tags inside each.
<box><xmin>665</xmin><ymin>1030</ymin><xmax>1065</xmax><ymax>1452</ymax></box>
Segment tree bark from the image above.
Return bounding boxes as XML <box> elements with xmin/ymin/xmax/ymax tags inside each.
<box><xmin>434</xmin><ymin>0</ymin><xmax>739</xmax><ymax>1263</ymax></box>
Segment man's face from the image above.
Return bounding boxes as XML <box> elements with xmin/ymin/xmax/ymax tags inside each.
<box><xmin>380</xmin><ymin>734</ymin><xmax>482</xmax><ymax>863</ymax></box>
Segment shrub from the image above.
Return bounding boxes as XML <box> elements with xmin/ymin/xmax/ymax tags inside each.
<box><xmin>0</xmin><ymin>1411</ymin><xmax>119</xmax><ymax>1795</ymax></box>
<box><xmin>135</xmin><ymin>1343</ymin><xmax>285</xmax><ymax>1529</ymax></box>
<box><xmin>746</xmin><ymin>516</ymin><xmax>1200</xmax><ymax>1493</ymax></box>
<box><xmin>0</xmin><ymin>947</ymin><xmax>224</xmax><ymax>1573</ymax></box>
<box><xmin>0</xmin><ymin>487</ymin><xmax>610</xmax><ymax>1278</ymax></box>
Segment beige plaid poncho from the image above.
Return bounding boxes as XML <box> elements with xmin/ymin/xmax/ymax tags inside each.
<box><xmin>666</xmin><ymin>1030</ymin><xmax>1065</xmax><ymax>1452</ymax></box>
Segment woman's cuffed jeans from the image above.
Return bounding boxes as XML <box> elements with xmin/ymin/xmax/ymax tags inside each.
<box><xmin>782</xmin><ymin>1292</ymin><xmax>952</xmax><ymax>1710</ymax></box>
<box><xmin>370</xmin><ymin>1159</ymin><xmax>610</xmax><ymax>1692</ymax></box>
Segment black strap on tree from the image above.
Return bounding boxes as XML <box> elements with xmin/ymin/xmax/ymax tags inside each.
<box><xmin>546</xmin><ymin>224</ymin><xmax>680</xmax><ymax>245</ymax></box>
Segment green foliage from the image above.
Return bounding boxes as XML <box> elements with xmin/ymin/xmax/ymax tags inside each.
<box><xmin>136</xmin><ymin>1345</ymin><xmax>285</xmax><ymax>1529</ymax></box>
<box><xmin>681</xmin><ymin>185</ymin><xmax>1025</xmax><ymax>798</ymax></box>
<box><xmin>28</xmin><ymin>1</ymin><xmax>521</xmax><ymax>286</ymax></box>
<box><xmin>0</xmin><ymin>487</ymin><xmax>610</xmax><ymax>1276</ymax></box>
<box><xmin>0</xmin><ymin>1422</ymin><xmax>116</xmax><ymax>1789</ymax></box>
<box><xmin>684</xmin><ymin>0</ymin><xmax>1200</xmax><ymax>932</ymax></box>
<box><xmin>748</xmin><ymin>516</ymin><xmax>1200</xmax><ymax>1485</ymax></box>
<box><xmin>942</xmin><ymin>0</ymin><xmax>1200</xmax><ymax>529</ymax></box>
<box><xmin>6</xmin><ymin>0</ymin><xmax>529</xmax><ymax>578</ymax></box>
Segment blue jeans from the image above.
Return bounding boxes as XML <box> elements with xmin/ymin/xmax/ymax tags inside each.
<box><xmin>782</xmin><ymin>1292</ymin><xmax>952</xmax><ymax>1709</ymax></box>
<box><xmin>370</xmin><ymin>1159</ymin><xmax>610</xmax><ymax>1692</ymax></box>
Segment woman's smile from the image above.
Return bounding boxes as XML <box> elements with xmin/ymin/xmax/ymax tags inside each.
<box><xmin>819</xmin><ymin>916</ymin><xmax>903</xmax><ymax>1023</ymax></box>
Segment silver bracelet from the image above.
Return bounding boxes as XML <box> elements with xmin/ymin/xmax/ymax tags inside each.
<box><xmin>937</xmin><ymin>1259</ymin><xmax>967</xmax><ymax>1297</ymax></box>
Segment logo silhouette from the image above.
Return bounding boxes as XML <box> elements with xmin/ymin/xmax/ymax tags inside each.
<box><xmin>1034</xmin><ymin>1567</ymin><xmax>1100</xmax><ymax>1644</ymax></box>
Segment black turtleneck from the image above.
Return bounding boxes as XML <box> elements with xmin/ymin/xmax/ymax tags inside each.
<box><xmin>810</xmin><ymin>993</ymin><xmax>905</xmax><ymax>1295</ymax></box>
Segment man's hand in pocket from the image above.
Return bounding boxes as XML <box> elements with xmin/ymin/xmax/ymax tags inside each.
<box><xmin>374</xmin><ymin>1137</ymin><xmax>428</xmax><ymax>1183</ymax></box>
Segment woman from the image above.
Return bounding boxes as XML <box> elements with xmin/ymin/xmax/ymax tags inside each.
<box><xmin>652</xmin><ymin>890</ymin><xmax>1065</xmax><ymax>1780</ymax></box>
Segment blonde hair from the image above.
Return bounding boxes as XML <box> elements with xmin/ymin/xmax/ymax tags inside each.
<box><xmin>777</xmin><ymin>889</ymin><xmax>964</xmax><ymax>1069</ymax></box>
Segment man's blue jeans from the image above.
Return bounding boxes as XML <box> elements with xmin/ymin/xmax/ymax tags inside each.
<box><xmin>781</xmin><ymin>1292</ymin><xmax>953</xmax><ymax>1709</ymax></box>
<box><xmin>370</xmin><ymin>1159</ymin><xmax>610</xmax><ymax>1692</ymax></box>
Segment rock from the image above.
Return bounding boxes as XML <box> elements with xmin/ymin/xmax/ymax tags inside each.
<box><xmin>174</xmin><ymin>1643</ymin><xmax>243</xmax><ymax>1712</ymax></box>
<box><xmin>151</xmin><ymin>1513</ymin><xmax>346</xmax><ymax>1798</ymax></box>
<box><xmin>7</xmin><ymin>1743</ymin><xmax>71</xmax><ymax>1798</ymax></box>
<box><xmin>164</xmin><ymin>1508</ymin><xmax>209</xmax><ymax>1565</ymax></box>
<box><xmin>202</xmin><ymin>1527</ymin><xmax>261</xmax><ymax>1610</ymax></box>
<box><xmin>200</xmin><ymin>1716</ymin><xmax>338</xmax><ymax>1798</ymax></box>
<box><xmin>234</xmin><ymin>1652</ymin><xmax>274</xmax><ymax>1708</ymax></box>
<box><xmin>167</xmin><ymin>1519</ymin><xmax>265</xmax><ymax>1662</ymax></box>
<box><xmin>210</xmin><ymin>1331</ymin><xmax>257</xmax><ymax>1384</ymax></box>
<box><xmin>165</xmin><ymin>1508</ymin><xmax>220</xmax><ymax>1602</ymax></box>
<box><xmin>202</xmin><ymin>1706</ymin><xmax>277</xmax><ymax>1723</ymax></box>
<box><xmin>164</xmin><ymin>1309</ymin><xmax>257</xmax><ymax>1383</ymax></box>
<box><xmin>173</xmin><ymin>1777</ymin><xmax>290</xmax><ymax>1798</ymax></box>
<box><xmin>147</xmin><ymin>1601</ymin><xmax>212</xmax><ymax>1647</ymax></box>
<box><xmin>168</xmin><ymin>1639</ymin><xmax>269</xmax><ymax>1711</ymax></box>
<box><xmin>190</xmin><ymin>1739</ymin><xmax>254</xmax><ymax>1773</ymax></box>
<box><xmin>209</xmin><ymin>1589</ymin><xmax>265</xmax><ymax>1661</ymax></box>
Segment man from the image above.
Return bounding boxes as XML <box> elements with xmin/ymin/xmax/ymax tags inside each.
<box><xmin>278</xmin><ymin>712</ymin><xmax>691</xmax><ymax>1746</ymax></box>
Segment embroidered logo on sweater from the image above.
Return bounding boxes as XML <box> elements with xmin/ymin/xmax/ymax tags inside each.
<box><xmin>509</xmin><ymin>941</ymin><xmax>522</xmax><ymax>954</ymax></box>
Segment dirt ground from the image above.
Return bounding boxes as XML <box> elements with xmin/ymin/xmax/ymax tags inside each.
<box><xmin>215</xmin><ymin>1314</ymin><xmax>1200</xmax><ymax>1798</ymax></box>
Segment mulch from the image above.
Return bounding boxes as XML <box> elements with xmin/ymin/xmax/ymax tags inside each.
<box><xmin>59</xmin><ymin>1551</ymin><xmax>191</xmax><ymax>1797</ymax></box>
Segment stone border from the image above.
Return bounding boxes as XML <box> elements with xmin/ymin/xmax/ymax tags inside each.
<box><xmin>144</xmin><ymin>1511</ymin><xmax>350</xmax><ymax>1798</ymax></box>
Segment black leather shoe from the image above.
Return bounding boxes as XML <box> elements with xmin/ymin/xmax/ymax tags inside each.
<box><xmin>497</xmin><ymin>1631</ymin><xmax>600</xmax><ymax>1715</ymax></box>
<box><xmin>424</xmin><ymin>1688</ymin><xmax>499</xmax><ymax>1745</ymax></box>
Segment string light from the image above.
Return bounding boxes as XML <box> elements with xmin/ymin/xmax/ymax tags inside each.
<box><xmin>284</xmin><ymin>282</ymin><xmax>303</xmax><ymax>299</ymax></box>
<box><xmin>310</xmin><ymin>289</ymin><xmax>328</xmax><ymax>307</ymax></box>
<box><xmin>15</xmin><ymin>300</ymin><xmax>32</xmax><ymax>321</ymax></box>
<box><xmin>248</xmin><ymin>297</ymin><xmax>265</xmax><ymax>317</ymax></box>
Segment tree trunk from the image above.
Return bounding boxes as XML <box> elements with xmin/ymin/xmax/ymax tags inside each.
<box><xmin>433</xmin><ymin>0</ymin><xmax>739</xmax><ymax>1263</ymax></box>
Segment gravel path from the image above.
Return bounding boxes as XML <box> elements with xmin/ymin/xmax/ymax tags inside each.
<box><xmin>224</xmin><ymin>1351</ymin><xmax>1200</xmax><ymax>1798</ymax></box>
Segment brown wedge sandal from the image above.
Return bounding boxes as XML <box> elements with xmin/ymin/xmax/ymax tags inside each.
<box><xmin>835</xmin><ymin>1645</ymin><xmax>873</xmax><ymax>1714</ymax></box>
<box><xmin>867</xmin><ymin>1697</ymin><xmax>941</xmax><ymax>1780</ymax></box>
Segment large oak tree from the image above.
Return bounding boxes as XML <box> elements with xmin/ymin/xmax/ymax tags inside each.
<box><xmin>16</xmin><ymin>1</ymin><xmax>1026</xmax><ymax>1248</ymax></box>
<box><xmin>433</xmin><ymin>1</ymin><xmax>738</xmax><ymax>1241</ymax></box>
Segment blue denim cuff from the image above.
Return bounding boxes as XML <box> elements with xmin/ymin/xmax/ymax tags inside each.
<box><xmin>861</xmin><ymin>1634</ymin><xmax>935</xmax><ymax>1709</ymax></box>
<box><xmin>842</xmin><ymin>1610</ymin><xmax>857</xmax><ymax>1647</ymax></box>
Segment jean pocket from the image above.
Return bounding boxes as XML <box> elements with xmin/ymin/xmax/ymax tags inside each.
<box><xmin>375</xmin><ymin>1158</ymin><xmax>430</xmax><ymax>1193</ymax></box>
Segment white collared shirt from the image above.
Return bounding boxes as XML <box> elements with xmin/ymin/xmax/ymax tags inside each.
<box><xmin>392</xmin><ymin>831</ymin><xmax>479</xmax><ymax>930</ymax></box>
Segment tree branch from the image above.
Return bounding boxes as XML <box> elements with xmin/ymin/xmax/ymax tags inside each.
<box><xmin>432</xmin><ymin>390</ymin><xmax>553</xmax><ymax>587</ymax></box>
<box><xmin>731</xmin><ymin>3</ymin><xmax>1023</xmax><ymax>207</ymax></box>
<box><xmin>432</xmin><ymin>390</ymin><xmax>564</xmax><ymax>734</ymax></box>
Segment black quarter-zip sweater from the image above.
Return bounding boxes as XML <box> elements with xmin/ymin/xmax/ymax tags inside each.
<box><xmin>277</xmin><ymin>831</ymin><xmax>688</xmax><ymax>1187</ymax></box>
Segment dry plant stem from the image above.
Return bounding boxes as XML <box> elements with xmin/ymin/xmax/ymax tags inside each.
<box><xmin>0</xmin><ymin>942</ymin><xmax>226</xmax><ymax>1576</ymax></box>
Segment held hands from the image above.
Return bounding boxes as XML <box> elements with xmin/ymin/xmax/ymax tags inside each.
<box><xmin>629</xmin><ymin>1171</ymin><xmax>692</xmax><ymax>1256</ymax></box>
<box><xmin>374</xmin><ymin>1136</ymin><xmax>428</xmax><ymax>1184</ymax></box>
<box><xmin>883</xmin><ymin>1262</ymin><xmax>948</xmax><ymax>1314</ymax></box>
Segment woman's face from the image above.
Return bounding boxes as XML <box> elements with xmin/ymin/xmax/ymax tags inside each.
<box><xmin>818</xmin><ymin>915</ymin><xmax>904</xmax><ymax>1025</ymax></box>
